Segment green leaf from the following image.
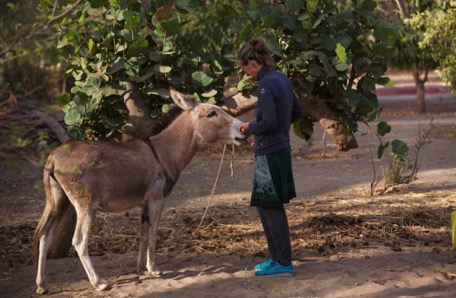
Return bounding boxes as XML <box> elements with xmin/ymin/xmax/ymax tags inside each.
<box><xmin>335</xmin><ymin>43</ymin><xmax>347</xmax><ymax>63</ymax></box>
<box><xmin>359</xmin><ymin>76</ymin><xmax>376</xmax><ymax>93</ymax></box>
<box><xmin>90</xmin><ymin>0</ymin><xmax>108</xmax><ymax>9</ymax></box>
<box><xmin>367</xmin><ymin>111</ymin><xmax>381</xmax><ymax>122</ymax></box>
<box><xmin>78</xmin><ymin>11</ymin><xmax>86</xmax><ymax>25</ymax></box>
<box><xmin>391</xmin><ymin>139</ymin><xmax>409</xmax><ymax>160</ymax></box>
<box><xmin>362</xmin><ymin>0</ymin><xmax>377</xmax><ymax>11</ymax></box>
<box><xmin>377</xmin><ymin>77</ymin><xmax>390</xmax><ymax>86</ymax></box>
<box><xmin>373</xmin><ymin>22</ymin><xmax>398</xmax><ymax>45</ymax></box>
<box><xmin>317</xmin><ymin>52</ymin><xmax>336</xmax><ymax>77</ymax></box>
<box><xmin>64</xmin><ymin>109</ymin><xmax>82</xmax><ymax>126</ymax></box>
<box><xmin>334</xmin><ymin>61</ymin><xmax>348</xmax><ymax>72</ymax></box>
<box><xmin>88</xmin><ymin>38</ymin><xmax>94</xmax><ymax>54</ymax></box>
<box><xmin>265</xmin><ymin>37</ymin><xmax>282</xmax><ymax>57</ymax></box>
<box><xmin>155</xmin><ymin>19</ymin><xmax>180</xmax><ymax>37</ymax></box>
<box><xmin>102</xmin><ymin>85</ymin><xmax>124</xmax><ymax>97</ymax></box>
<box><xmin>56</xmin><ymin>93</ymin><xmax>71</xmax><ymax>107</ymax></box>
<box><xmin>377</xmin><ymin>144</ymin><xmax>384</xmax><ymax>159</ymax></box>
<box><xmin>128</xmin><ymin>39</ymin><xmax>149</xmax><ymax>56</ymax></box>
<box><xmin>202</xmin><ymin>89</ymin><xmax>218</xmax><ymax>98</ymax></box>
<box><xmin>309</xmin><ymin>64</ymin><xmax>322</xmax><ymax>77</ymax></box>
<box><xmin>123</xmin><ymin>10</ymin><xmax>141</xmax><ymax>30</ymax></box>
<box><xmin>321</xmin><ymin>35</ymin><xmax>337</xmax><ymax>51</ymax></box>
<box><xmin>293</xmin><ymin>117</ymin><xmax>313</xmax><ymax>140</ymax></box>
<box><xmin>282</xmin><ymin>15</ymin><xmax>298</xmax><ymax>31</ymax></box>
<box><xmin>107</xmin><ymin>57</ymin><xmax>125</xmax><ymax>74</ymax></box>
<box><xmin>306</xmin><ymin>0</ymin><xmax>318</xmax><ymax>13</ymax></box>
<box><xmin>262</xmin><ymin>5</ymin><xmax>281</xmax><ymax>27</ymax></box>
<box><xmin>192</xmin><ymin>71</ymin><xmax>213</xmax><ymax>87</ymax></box>
<box><xmin>377</xmin><ymin>121</ymin><xmax>391</xmax><ymax>136</ymax></box>
<box><xmin>175</xmin><ymin>0</ymin><xmax>200</xmax><ymax>13</ymax></box>
<box><xmin>285</xmin><ymin>0</ymin><xmax>304</xmax><ymax>10</ymax></box>
<box><xmin>346</xmin><ymin>90</ymin><xmax>362</xmax><ymax>107</ymax></box>
<box><xmin>82</xmin><ymin>76</ymin><xmax>103</xmax><ymax>99</ymax></box>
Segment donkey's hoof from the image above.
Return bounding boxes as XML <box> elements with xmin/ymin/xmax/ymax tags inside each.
<box><xmin>95</xmin><ymin>280</ymin><xmax>111</xmax><ymax>292</ymax></box>
<box><xmin>149</xmin><ymin>268</ymin><xmax>162</xmax><ymax>278</ymax></box>
<box><xmin>36</xmin><ymin>286</ymin><xmax>48</xmax><ymax>295</ymax></box>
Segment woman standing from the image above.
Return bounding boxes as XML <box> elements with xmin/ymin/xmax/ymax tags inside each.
<box><xmin>238</xmin><ymin>37</ymin><xmax>303</xmax><ymax>276</ymax></box>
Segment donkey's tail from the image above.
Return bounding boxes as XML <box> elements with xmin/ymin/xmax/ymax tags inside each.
<box><xmin>32</xmin><ymin>155</ymin><xmax>69</xmax><ymax>261</ymax></box>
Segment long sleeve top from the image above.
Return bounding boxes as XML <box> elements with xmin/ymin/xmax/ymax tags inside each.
<box><xmin>248</xmin><ymin>67</ymin><xmax>303</xmax><ymax>156</ymax></box>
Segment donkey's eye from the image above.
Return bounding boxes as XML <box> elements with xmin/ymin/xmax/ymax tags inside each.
<box><xmin>207</xmin><ymin>110</ymin><xmax>218</xmax><ymax>118</ymax></box>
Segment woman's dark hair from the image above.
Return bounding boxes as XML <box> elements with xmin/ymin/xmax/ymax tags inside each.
<box><xmin>237</xmin><ymin>37</ymin><xmax>275</xmax><ymax>69</ymax></box>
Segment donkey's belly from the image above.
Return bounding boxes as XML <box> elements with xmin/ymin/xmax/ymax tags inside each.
<box><xmin>97</xmin><ymin>193</ymin><xmax>146</xmax><ymax>213</ymax></box>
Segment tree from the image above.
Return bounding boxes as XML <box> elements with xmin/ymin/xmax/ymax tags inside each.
<box><xmin>51</xmin><ymin>0</ymin><xmax>399</xmax><ymax>152</ymax></box>
<box><xmin>376</xmin><ymin>0</ymin><xmax>449</xmax><ymax>114</ymax></box>
<box><xmin>408</xmin><ymin>3</ymin><xmax>456</xmax><ymax>91</ymax></box>
<box><xmin>230</xmin><ymin>0</ymin><xmax>398</xmax><ymax>151</ymax></box>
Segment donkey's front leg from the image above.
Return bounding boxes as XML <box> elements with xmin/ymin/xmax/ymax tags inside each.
<box><xmin>136</xmin><ymin>202</ymin><xmax>149</xmax><ymax>274</ymax></box>
<box><xmin>146</xmin><ymin>197</ymin><xmax>166</xmax><ymax>277</ymax></box>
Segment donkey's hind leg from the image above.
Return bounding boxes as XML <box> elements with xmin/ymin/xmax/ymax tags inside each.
<box><xmin>72</xmin><ymin>206</ymin><xmax>110</xmax><ymax>291</ymax></box>
<box><xmin>35</xmin><ymin>219</ymin><xmax>58</xmax><ymax>295</ymax></box>
<box><xmin>35</xmin><ymin>176</ymin><xmax>69</xmax><ymax>295</ymax></box>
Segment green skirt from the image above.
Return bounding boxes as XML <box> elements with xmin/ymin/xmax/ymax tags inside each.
<box><xmin>250</xmin><ymin>147</ymin><xmax>297</xmax><ymax>207</ymax></box>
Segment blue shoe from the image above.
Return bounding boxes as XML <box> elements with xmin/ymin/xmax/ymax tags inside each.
<box><xmin>255</xmin><ymin>262</ymin><xmax>294</xmax><ymax>277</ymax></box>
<box><xmin>254</xmin><ymin>257</ymin><xmax>275</xmax><ymax>271</ymax></box>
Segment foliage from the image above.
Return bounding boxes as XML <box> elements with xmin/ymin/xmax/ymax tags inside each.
<box><xmin>369</xmin><ymin>120</ymin><xmax>433</xmax><ymax>196</ymax></box>
<box><xmin>52</xmin><ymin>0</ymin><xmax>241</xmax><ymax>139</ymax></box>
<box><xmin>376</xmin><ymin>0</ymin><xmax>449</xmax><ymax>77</ymax></box>
<box><xmin>408</xmin><ymin>2</ymin><xmax>456</xmax><ymax>90</ymax></box>
<box><xmin>43</xmin><ymin>0</ymin><xmax>405</xmax><ymax>161</ymax></box>
<box><xmin>232</xmin><ymin>0</ymin><xmax>402</xmax><ymax>155</ymax></box>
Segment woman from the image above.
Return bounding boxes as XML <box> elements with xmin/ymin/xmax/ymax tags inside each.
<box><xmin>238</xmin><ymin>37</ymin><xmax>303</xmax><ymax>276</ymax></box>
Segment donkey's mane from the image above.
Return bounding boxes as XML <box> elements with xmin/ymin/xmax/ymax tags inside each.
<box><xmin>150</xmin><ymin>106</ymin><xmax>184</xmax><ymax>136</ymax></box>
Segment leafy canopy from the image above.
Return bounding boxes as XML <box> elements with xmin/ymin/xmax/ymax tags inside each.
<box><xmin>50</xmin><ymin>0</ymin><xmax>405</xmax><ymax>159</ymax></box>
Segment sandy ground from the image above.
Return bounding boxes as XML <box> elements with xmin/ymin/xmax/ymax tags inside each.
<box><xmin>1</xmin><ymin>74</ymin><xmax>456</xmax><ymax>297</ymax></box>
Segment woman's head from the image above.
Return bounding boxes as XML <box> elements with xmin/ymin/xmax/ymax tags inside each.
<box><xmin>237</xmin><ymin>37</ymin><xmax>274</xmax><ymax>79</ymax></box>
<box><xmin>237</xmin><ymin>37</ymin><xmax>274</xmax><ymax>68</ymax></box>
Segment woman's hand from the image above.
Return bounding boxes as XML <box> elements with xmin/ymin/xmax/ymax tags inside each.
<box><xmin>240</xmin><ymin>123</ymin><xmax>250</xmax><ymax>135</ymax></box>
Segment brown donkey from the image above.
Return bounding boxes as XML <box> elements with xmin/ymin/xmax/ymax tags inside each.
<box><xmin>32</xmin><ymin>88</ymin><xmax>246</xmax><ymax>294</ymax></box>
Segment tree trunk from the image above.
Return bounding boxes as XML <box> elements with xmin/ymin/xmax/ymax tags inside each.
<box><xmin>415</xmin><ymin>81</ymin><xmax>426</xmax><ymax>114</ymax></box>
<box><xmin>113</xmin><ymin>81</ymin><xmax>157</xmax><ymax>142</ymax></box>
<box><xmin>223</xmin><ymin>92</ymin><xmax>358</xmax><ymax>151</ymax></box>
<box><xmin>411</xmin><ymin>65</ymin><xmax>428</xmax><ymax>114</ymax></box>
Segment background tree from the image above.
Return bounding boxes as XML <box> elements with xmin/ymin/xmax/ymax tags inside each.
<box><xmin>408</xmin><ymin>2</ymin><xmax>456</xmax><ymax>91</ymax></box>
<box><xmin>376</xmin><ymin>0</ymin><xmax>450</xmax><ymax>114</ymax></box>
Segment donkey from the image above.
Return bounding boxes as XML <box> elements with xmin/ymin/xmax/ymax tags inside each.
<box><xmin>32</xmin><ymin>88</ymin><xmax>246</xmax><ymax>294</ymax></box>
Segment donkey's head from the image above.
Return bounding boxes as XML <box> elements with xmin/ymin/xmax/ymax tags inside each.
<box><xmin>169</xmin><ymin>88</ymin><xmax>246</xmax><ymax>145</ymax></box>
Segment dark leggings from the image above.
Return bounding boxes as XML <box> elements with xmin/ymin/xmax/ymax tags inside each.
<box><xmin>256</xmin><ymin>205</ymin><xmax>292</xmax><ymax>266</ymax></box>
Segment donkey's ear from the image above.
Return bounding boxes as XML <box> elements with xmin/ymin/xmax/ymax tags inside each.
<box><xmin>169</xmin><ymin>87</ymin><xmax>197</xmax><ymax>111</ymax></box>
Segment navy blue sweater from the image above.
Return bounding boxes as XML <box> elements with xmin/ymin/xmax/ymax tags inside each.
<box><xmin>248</xmin><ymin>67</ymin><xmax>303</xmax><ymax>156</ymax></box>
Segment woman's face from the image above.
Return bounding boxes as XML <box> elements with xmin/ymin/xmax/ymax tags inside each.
<box><xmin>239</xmin><ymin>59</ymin><xmax>262</xmax><ymax>80</ymax></box>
